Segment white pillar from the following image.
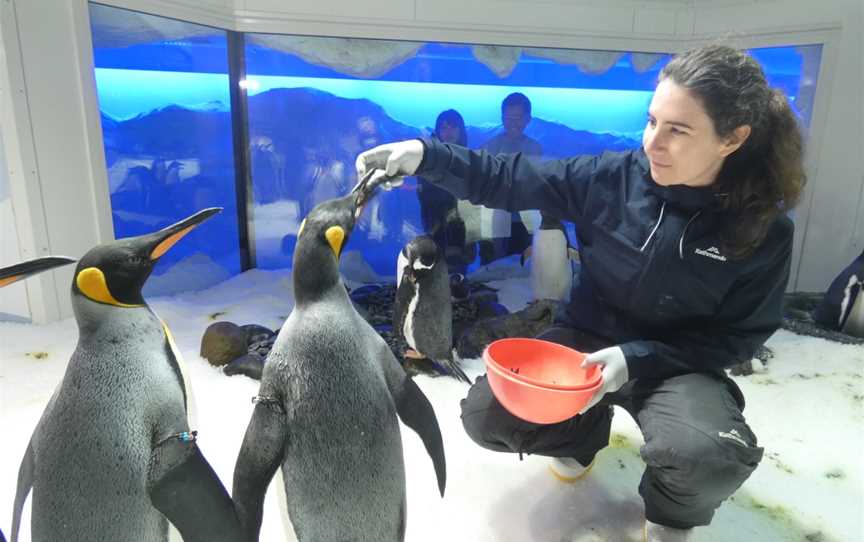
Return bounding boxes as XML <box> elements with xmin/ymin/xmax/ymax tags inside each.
<box><xmin>0</xmin><ymin>0</ymin><xmax>113</xmax><ymax>323</ymax></box>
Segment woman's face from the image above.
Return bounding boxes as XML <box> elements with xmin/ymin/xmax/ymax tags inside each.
<box><xmin>642</xmin><ymin>79</ymin><xmax>749</xmax><ymax>187</ymax></box>
<box><xmin>437</xmin><ymin>120</ymin><xmax>462</xmax><ymax>144</ymax></box>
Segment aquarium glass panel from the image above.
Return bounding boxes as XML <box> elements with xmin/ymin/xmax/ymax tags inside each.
<box><xmin>88</xmin><ymin>6</ymin><xmax>822</xmax><ymax>286</ymax></box>
<box><xmin>243</xmin><ymin>37</ymin><xmax>666</xmax><ymax>277</ymax></box>
<box><xmin>243</xmin><ymin>36</ymin><xmax>821</xmax><ymax>279</ymax></box>
<box><xmin>89</xmin><ymin>3</ymin><xmax>241</xmax><ymax>296</ymax></box>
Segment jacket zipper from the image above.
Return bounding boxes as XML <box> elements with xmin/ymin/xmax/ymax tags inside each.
<box><xmin>678</xmin><ymin>210</ymin><xmax>703</xmax><ymax>259</ymax></box>
<box><xmin>640</xmin><ymin>201</ymin><xmax>666</xmax><ymax>252</ymax></box>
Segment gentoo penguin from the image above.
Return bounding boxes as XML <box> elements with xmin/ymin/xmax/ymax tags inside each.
<box><xmin>0</xmin><ymin>256</ymin><xmax>76</xmax><ymax>288</ymax></box>
<box><xmin>842</xmin><ymin>277</ymin><xmax>864</xmax><ymax>337</ymax></box>
<box><xmin>11</xmin><ymin>208</ymin><xmax>241</xmax><ymax>542</ymax></box>
<box><xmin>232</xmin><ymin>185</ymin><xmax>447</xmax><ymax>541</ymax></box>
<box><xmin>521</xmin><ymin>213</ymin><xmax>578</xmax><ymax>302</ymax></box>
<box><xmin>814</xmin><ymin>249</ymin><xmax>864</xmax><ymax>337</ymax></box>
<box><xmin>394</xmin><ymin>235</ymin><xmax>470</xmax><ymax>383</ymax></box>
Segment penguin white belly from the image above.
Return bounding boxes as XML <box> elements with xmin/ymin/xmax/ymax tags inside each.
<box><xmin>403</xmin><ymin>286</ymin><xmax>420</xmax><ymax>351</ymax></box>
<box><xmin>531</xmin><ymin>228</ymin><xmax>572</xmax><ymax>301</ymax></box>
<box><xmin>161</xmin><ymin>321</ymin><xmax>198</xmax><ymax>427</ymax></box>
<box><xmin>841</xmin><ymin>278</ymin><xmax>864</xmax><ymax>337</ymax></box>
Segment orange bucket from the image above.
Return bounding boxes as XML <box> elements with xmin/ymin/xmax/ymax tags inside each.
<box><xmin>483</xmin><ymin>338</ymin><xmax>603</xmax><ymax>424</ymax></box>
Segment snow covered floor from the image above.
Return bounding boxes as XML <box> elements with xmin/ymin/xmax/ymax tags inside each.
<box><xmin>2</xmin><ymin>269</ymin><xmax>862</xmax><ymax>541</ymax></box>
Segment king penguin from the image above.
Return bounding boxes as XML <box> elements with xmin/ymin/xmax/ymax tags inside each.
<box><xmin>394</xmin><ymin>235</ymin><xmax>470</xmax><ymax>383</ymax></box>
<box><xmin>521</xmin><ymin>212</ymin><xmax>578</xmax><ymax>302</ymax></box>
<box><xmin>232</xmin><ymin>188</ymin><xmax>447</xmax><ymax>542</ymax></box>
<box><xmin>0</xmin><ymin>256</ymin><xmax>77</xmax><ymax>289</ymax></box>
<box><xmin>11</xmin><ymin>208</ymin><xmax>241</xmax><ymax>542</ymax></box>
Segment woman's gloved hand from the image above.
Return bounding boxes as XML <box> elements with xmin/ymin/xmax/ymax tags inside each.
<box><xmin>578</xmin><ymin>346</ymin><xmax>629</xmax><ymax>414</ymax></box>
<box><xmin>354</xmin><ymin>139</ymin><xmax>425</xmax><ymax>190</ymax></box>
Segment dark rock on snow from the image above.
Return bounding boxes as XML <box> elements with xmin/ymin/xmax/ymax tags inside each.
<box><xmin>200</xmin><ymin>321</ymin><xmax>247</xmax><ymax>367</ymax></box>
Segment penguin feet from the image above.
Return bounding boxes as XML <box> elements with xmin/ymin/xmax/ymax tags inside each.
<box><xmin>402</xmin><ymin>351</ymin><xmax>472</xmax><ymax>383</ymax></box>
<box><xmin>404</xmin><ymin>349</ymin><xmax>426</xmax><ymax>359</ymax></box>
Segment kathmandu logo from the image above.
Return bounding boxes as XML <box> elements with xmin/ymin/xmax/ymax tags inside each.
<box><xmin>694</xmin><ymin>246</ymin><xmax>727</xmax><ymax>262</ymax></box>
<box><xmin>718</xmin><ymin>429</ymin><xmax>749</xmax><ymax>447</ymax></box>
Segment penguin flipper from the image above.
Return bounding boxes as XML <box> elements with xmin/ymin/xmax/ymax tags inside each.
<box><xmin>380</xmin><ymin>345</ymin><xmax>446</xmax><ymax>496</ymax></box>
<box><xmin>10</xmin><ymin>439</ymin><xmax>34</xmax><ymax>542</ymax></box>
<box><xmin>233</xmin><ymin>401</ymin><xmax>288</xmax><ymax>540</ymax></box>
<box><xmin>147</xmin><ymin>436</ymin><xmax>242</xmax><ymax>542</ymax></box>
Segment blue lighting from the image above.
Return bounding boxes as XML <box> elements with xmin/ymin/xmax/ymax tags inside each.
<box><xmin>95</xmin><ymin>69</ymin><xmax>652</xmax><ymax>136</ymax></box>
<box><xmin>89</xmin><ymin>5</ymin><xmax>823</xmax><ymax>281</ymax></box>
<box><xmin>94</xmin><ymin>69</ymin><xmax>230</xmax><ymax>120</ymax></box>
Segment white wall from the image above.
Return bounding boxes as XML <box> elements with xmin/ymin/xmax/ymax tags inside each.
<box><xmin>2</xmin><ymin>0</ymin><xmax>861</xmax><ymax>321</ymax></box>
<box><xmin>1</xmin><ymin>0</ymin><xmax>113</xmax><ymax>323</ymax></box>
<box><xmin>0</xmin><ymin>128</ymin><xmax>30</xmax><ymax>321</ymax></box>
<box><xmin>1</xmin><ymin>0</ymin><xmax>57</xmax><ymax>324</ymax></box>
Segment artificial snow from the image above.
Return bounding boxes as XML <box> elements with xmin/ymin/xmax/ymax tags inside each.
<box><xmin>1</xmin><ymin>269</ymin><xmax>861</xmax><ymax>541</ymax></box>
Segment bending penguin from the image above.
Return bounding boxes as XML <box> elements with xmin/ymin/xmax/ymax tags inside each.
<box><xmin>232</xmin><ymin>174</ymin><xmax>447</xmax><ymax>541</ymax></box>
<box><xmin>11</xmin><ymin>209</ymin><xmax>242</xmax><ymax>542</ymax></box>
<box><xmin>814</xmin><ymin>249</ymin><xmax>864</xmax><ymax>337</ymax></box>
<box><xmin>394</xmin><ymin>235</ymin><xmax>470</xmax><ymax>383</ymax></box>
<box><xmin>521</xmin><ymin>212</ymin><xmax>579</xmax><ymax>302</ymax></box>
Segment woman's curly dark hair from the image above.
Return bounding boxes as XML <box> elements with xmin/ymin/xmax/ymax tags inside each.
<box><xmin>660</xmin><ymin>44</ymin><xmax>806</xmax><ymax>258</ymax></box>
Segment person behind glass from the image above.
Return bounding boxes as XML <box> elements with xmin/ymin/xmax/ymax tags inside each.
<box><xmin>480</xmin><ymin>92</ymin><xmax>543</xmax><ymax>264</ymax></box>
<box><xmin>356</xmin><ymin>45</ymin><xmax>805</xmax><ymax>541</ymax></box>
<box><xmin>417</xmin><ymin>109</ymin><xmax>470</xmax><ymax>274</ymax></box>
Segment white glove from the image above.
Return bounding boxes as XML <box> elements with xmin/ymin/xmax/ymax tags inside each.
<box><xmin>354</xmin><ymin>140</ymin><xmax>425</xmax><ymax>190</ymax></box>
<box><xmin>578</xmin><ymin>346</ymin><xmax>629</xmax><ymax>414</ymax></box>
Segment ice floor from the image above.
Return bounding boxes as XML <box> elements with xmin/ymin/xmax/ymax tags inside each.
<box><xmin>1</xmin><ymin>268</ymin><xmax>862</xmax><ymax>541</ymax></box>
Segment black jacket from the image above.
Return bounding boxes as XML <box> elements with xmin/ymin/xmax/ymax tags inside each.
<box><xmin>417</xmin><ymin>137</ymin><xmax>793</xmax><ymax>381</ymax></box>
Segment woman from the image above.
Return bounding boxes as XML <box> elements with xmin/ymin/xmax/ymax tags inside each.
<box><xmin>417</xmin><ymin>109</ymin><xmax>470</xmax><ymax>273</ymax></box>
<box><xmin>356</xmin><ymin>45</ymin><xmax>805</xmax><ymax>540</ymax></box>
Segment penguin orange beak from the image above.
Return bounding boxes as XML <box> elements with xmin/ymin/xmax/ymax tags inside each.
<box><xmin>73</xmin><ymin>207</ymin><xmax>223</xmax><ymax>308</ymax></box>
<box><xmin>148</xmin><ymin>207</ymin><xmax>222</xmax><ymax>261</ymax></box>
<box><xmin>0</xmin><ymin>256</ymin><xmax>77</xmax><ymax>288</ymax></box>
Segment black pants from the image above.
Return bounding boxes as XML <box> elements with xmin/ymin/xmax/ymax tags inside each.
<box><xmin>460</xmin><ymin>326</ymin><xmax>764</xmax><ymax>529</ymax></box>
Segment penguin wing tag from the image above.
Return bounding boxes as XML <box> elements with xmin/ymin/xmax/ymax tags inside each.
<box><xmin>147</xmin><ymin>435</ymin><xmax>243</xmax><ymax>542</ymax></box>
<box><xmin>378</xmin><ymin>344</ymin><xmax>446</xmax><ymax>497</ymax></box>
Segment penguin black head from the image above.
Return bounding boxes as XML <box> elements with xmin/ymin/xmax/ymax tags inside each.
<box><xmin>292</xmin><ymin>194</ymin><xmax>363</xmax><ymax>304</ymax></box>
<box><xmin>71</xmin><ymin>208</ymin><xmax>221</xmax><ymax>308</ymax></box>
<box><xmin>0</xmin><ymin>256</ymin><xmax>77</xmax><ymax>288</ymax></box>
<box><xmin>291</xmin><ymin>170</ymin><xmax>387</xmax><ymax>304</ymax></box>
<box><xmin>400</xmin><ymin>235</ymin><xmax>440</xmax><ymax>284</ymax></box>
